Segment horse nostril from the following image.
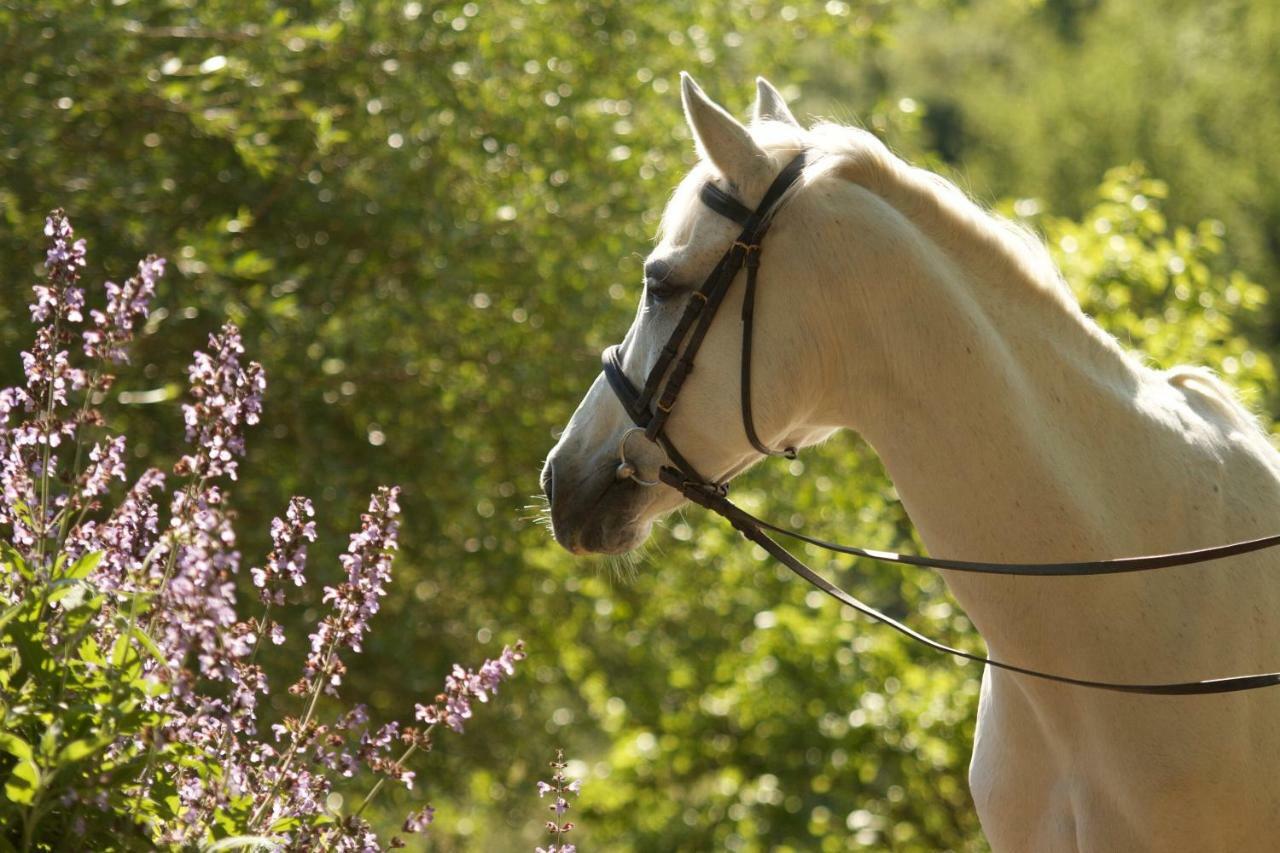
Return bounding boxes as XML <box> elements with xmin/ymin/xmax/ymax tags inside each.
<box><xmin>541</xmin><ymin>464</ymin><xmax>554</xmax><ymax>506</ymax></box>
<box><xmin>643</xmin><ymin>257</ymin><xmax>672</xmax><ymax>283</ymax></box>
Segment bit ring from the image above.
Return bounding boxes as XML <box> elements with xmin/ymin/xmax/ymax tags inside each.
<box><xmin>615</xmin><ymin>427</ymin><xmax>660</xmax><ymax>486</ymax></box>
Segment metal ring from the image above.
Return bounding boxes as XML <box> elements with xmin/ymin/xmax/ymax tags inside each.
<box><xmin>615</xmin><ymin>427</ymin><xmax>660</xmax><ymax>487</ymax></box>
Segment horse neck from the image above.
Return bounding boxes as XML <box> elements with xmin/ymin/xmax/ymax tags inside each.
<box><xmin>813</xmin><ymin>169</ymin><xmax>1229</xmax><ymax>658</ymax></box>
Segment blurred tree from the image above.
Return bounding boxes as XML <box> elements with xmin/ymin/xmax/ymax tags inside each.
<box><xmin>860</xmin><ymin>0</ymin><xmax>1280</xmax><ymax>302</ymax></box>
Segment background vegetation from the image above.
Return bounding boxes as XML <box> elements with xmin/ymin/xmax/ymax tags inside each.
<box><xmin>1</xmin><ymin>0</ymin><xmax>1276</xmax><ymax>849</ymax></box>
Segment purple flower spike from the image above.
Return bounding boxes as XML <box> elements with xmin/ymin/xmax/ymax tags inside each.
<box><xmin>80</xmin><ymin>435</ymin><xmax>127</xmax><ymax>500</ymax></box>
<box><xmin>34</xmin><ymin>209</ymin><xmax>87</xmax><ymax>325</ymax></box>
<box><xmin>178</xmin><ymin>323</ymin><xmax>266</xmax><ymax>481</ymax></box>
<box><xmin>83</xmin><ymin>255</ymin><xmax>164</xmax><ymax>363</ymax></box>
<box><xmin>403</xmin><ymin>805</ymin><xmax>435</xmax><ymax>833</ymax></box>
<box><xmin>251</xmin><ymin>496</ymin><xmax>316</xmax><ymax>606</ymax></box>
<box><xmin>298</xmin><ymin>487</ymin><xmax>401</xmax><ymax>696</ymax></box>
<box><xmin>414</xmin><ymin>642</ymin><xmax>526</xmax><ymax>734</ymax></box>
<box><xmin>537</xmin><ymin>749</ymin><xmax>582</xmax><ymax>852</ymax></box>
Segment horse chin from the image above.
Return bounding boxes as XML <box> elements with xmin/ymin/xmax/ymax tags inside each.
<box><xmin>570</xmin><ymin>513</ymin><xmax>653</xmax><ymax>556</ymax></box>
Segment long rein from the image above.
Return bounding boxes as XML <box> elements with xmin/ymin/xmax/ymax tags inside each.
<box><xmin>604</xmin><ymin>150</ymin><xmax>1280</xmax><ymax>695</ymax></box>
<box><xmin>662</xmin><ymin>466</ymin><xmax>1280</xmax><ymax>696</ymax></box>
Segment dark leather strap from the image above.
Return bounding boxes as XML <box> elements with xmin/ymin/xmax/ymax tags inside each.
<box><xmin>602</xmin><ymin>344</ymin><xmax>648</xmax><ymax>426</ymax></box>
<box><xmin>754</xmin><ymin>504</ymin><xmax>1280</xmax><ymax>575</ymax></box>
<box><xmin>700</xmin><ymin>183</ymin><xmax>755</xmax><ymax>227</ymax></box>
<box><xmin>604</xmin><ymin>152</ymin><xmax>809</xmax><ymax>463</ymax></box>
<box><xmin>740</xmin><ymin>248</ymin><xmax>796</xmax><ymax>458</ymax></box>
<box><xmin>662</xmin><ymin>466</ymin><xmax>1280</xmax><ymax>695</ymax></box>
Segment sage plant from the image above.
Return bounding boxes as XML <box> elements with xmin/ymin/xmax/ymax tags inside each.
<box><xmin>0</xmin><ymin>211</ymin><xmax>525</xmax><ymax>851</ymax></box>
<box><xmin>536</xmin><ymin>749</ymin><xmax>582</xmax><ymax>853</ymax></box>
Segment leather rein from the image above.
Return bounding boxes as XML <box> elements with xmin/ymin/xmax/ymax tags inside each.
<box><xmin>601</xmin><ymin>150</ymin><xmax>1280</xmax><ymax>695</ymax></box>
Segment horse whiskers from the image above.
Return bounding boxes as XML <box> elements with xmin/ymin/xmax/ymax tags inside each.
<box><xmin>603</xmin><ymin>543</ymin><xmax>646</xmax><ymax>584</ymax></box>
<box><xmin>519</xmin><ymin>496</ymin><xmax>553</xmax><ymax>528</ymax></box>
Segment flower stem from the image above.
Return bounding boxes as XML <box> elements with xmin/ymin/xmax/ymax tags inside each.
<box><xmin>315</xmin><ymin>730</ymin><xmax>433</xmax><ymax>853</ymax></box>
<box><xmin>248</xmin><ymin>606</ymin><xmax>347</xmax><ymax>830</ymax></box>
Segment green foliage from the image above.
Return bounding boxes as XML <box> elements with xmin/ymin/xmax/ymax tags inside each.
<box><xmin>0</xmin><ymin>549</ymin><xmax>167</xmax><ymax>850</ymax></box>
<box><xmin>1035</xmin><ymin>164</ymin><xmax>1275</xmax><ymax>413</ymax></box>
<box><xmin>865</xmin><ymin>0</ymin><xmax>1280</xmax><ymax>284</ymax></box>
<box><xmin>1</xmin><ymin>1</ymin><xmax>1276</xmax><ymax>850</ymax></box>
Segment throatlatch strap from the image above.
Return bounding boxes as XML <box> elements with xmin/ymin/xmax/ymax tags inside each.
<box><xmin>739</xmin><ymin>251</ymin><xmax>797</xmax><ymax>459</ymax></box>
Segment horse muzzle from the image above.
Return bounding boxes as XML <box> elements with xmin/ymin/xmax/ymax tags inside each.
<box><xmin>541</xmin><ymin>452</ymin><xmax>656</xmax><ymax>555</ymax></box>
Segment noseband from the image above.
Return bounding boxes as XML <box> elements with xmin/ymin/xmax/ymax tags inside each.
<box><xmin>597</xmin><ymin>149</ymin><xmax>1280</xmax><ymax>695</ymax></box>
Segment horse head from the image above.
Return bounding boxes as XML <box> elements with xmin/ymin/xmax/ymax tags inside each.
<box><xmin>541</xmin><ymin>75</ymin><xmax>867</xmax><ymax>554</ymax></box>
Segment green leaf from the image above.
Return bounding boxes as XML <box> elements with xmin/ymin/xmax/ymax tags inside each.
<box><xmin>46</xmin><ymin>578</ymin><xmax>94</xmax><ymax>610</ymax></box>
<box><xmin>4</xmin><ymin>758</ymin><xmax>40</xmax><ymax>805</ymax></box>
<box><xmin>1</xmin><ymin>542</ymin><xmax>33</xmax><ymax>582</ymax></box>
<box><xmin>0</xmin><ymin>600</ymin><xmax>24</xmax><ymax>634</ymax></box>
<box><xmin>57</xmin><ymin>734</ymin><xmax>112</xmax><ymax>765</ymax></box>
<box><xmin>130</xmin><ymin>626</ymin><xmax>168</xmax><ymax>667</ymax></box>
<box><xmin>78</xmin><ymin>635</ymin><xmax>105</xmax><ymax>667</ymax></box>
<box><xmin>0</xmin><ymin>647</ymin><xmax>19</xmax><ymax>690</ymax></box>
<box><xmin>0</xmin><ymin>732</ymin><xmax>32</xmax><ymax>762</ymax></box>
<box><xmin>61</xmin><ymin>552</ymin><xmax>103</xmax><ymax>581</ymax></box>
<box><xmin>110</xmin><ymin>632</ymin><xmax>133</xmax><ymax>670</ymax></box>
<box><xmin>39</xmin><ymin>720</ymin><xmax>61</xmax><ymax>758</ymax></box>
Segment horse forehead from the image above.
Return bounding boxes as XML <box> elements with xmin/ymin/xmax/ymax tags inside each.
<box><xmin>655</xmin><ymin>168</ymin><xmax>736</xmax><ymax>256</ymax></box>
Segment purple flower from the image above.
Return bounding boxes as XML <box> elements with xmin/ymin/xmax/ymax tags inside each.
<box><xmin>251</xmin><ymin>496</ymin><xmax>316</xmax><ymax>606</ymax></box>
<box><xmin>83</xmin><ymin>255</ymin><xmax>164</xmax><ymax>363</ymax></box>
<box><xmin>177</xmin><ymin>323</ymin><xmax>266</xmax><ymax>481</ymax></box>
<box><xmin>72</xmin><ymin>468</ymin><xmax>165</xmax><ymax>592</ymax></box>
<box><xmin>34</xmin><ymin>210</ymin><xmax>86</xmax><ymax>325</ymax></box>
<box><xmin>298</xmin><ymin>487</ymin><xmax>401</xmax><ymax>696</ymax></box>
<box><xmin>537</xmin><ymin>749</ymin><xmax>582</xmax><ymax>849</ymax></box>
<box><xmin>0</xmin><ymin>446</ymin><xmax>39</xmax><ymax>556</ymax></box>
<box><xmin>79</xmin><ymin>435</ymin><xmax>127</xmax><ymax>500</ymax></box>
<box><xmin>403</xmin><ymin>805</ymin><xmax>435</xmax><ymax>833</ymax></box>
<box><xmin>413</xmin><ymin>642</ymin><xmax>526</xmax><ymax>734</ymax></box>
<box><xmin>20</xmin><ymin>327</ymin><xmax>87</xmax><ymax>439</ymax></box>
<box><xmin>154</xmin><ymin>483</ymin><xmax>242</xmax><ymax>677</ymax></box>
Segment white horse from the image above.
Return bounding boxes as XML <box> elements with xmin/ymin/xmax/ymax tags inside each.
<box><xmin>541</xmin><ymin>74</ymin><xmax>1280</xmax><ymax>851</ymax></box>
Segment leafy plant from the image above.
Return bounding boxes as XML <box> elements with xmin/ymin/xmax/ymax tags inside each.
<box><xmin>0</xmin><ymin>212</ymin><xmax>524</xmax><ymax>851</ymax></box>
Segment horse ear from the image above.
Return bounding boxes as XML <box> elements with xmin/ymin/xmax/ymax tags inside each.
<box><xmin>752</xmin><ymin>77</ymin><xmax>800</xmax><ymax>127</ymax></box>
<box><xmin>681</xmin><ymin>72</ymin><xmax>768</xmax><ymax>183</ymax></box>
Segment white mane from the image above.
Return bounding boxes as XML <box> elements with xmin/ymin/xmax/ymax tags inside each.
<box><xmin>744</xmin><ymin>119</ymin><xmax>1266</xmax><ymax>438</ymax></box>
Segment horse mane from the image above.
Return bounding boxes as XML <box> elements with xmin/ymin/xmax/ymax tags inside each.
<box><xmin>746</xmin><ymin>119</ymin><xmax>1266</xmax><ymax>437</ymax></box>
<box><xmin>792</xmin><ymin>121</ymin><xmax>1079</xmax><ymax>311</ymax></box>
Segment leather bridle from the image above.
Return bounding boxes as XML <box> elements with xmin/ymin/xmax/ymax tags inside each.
<box><xmin>599</xmin><ymin>149</ymin><xmax>1280</xmax><ymax>695</ymax></box>
<box><xmin>603</xmin><ymin>152</ymin><xmax>810</xmax><ymax>486</ymax></box>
